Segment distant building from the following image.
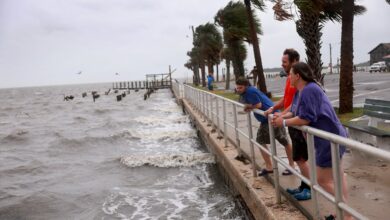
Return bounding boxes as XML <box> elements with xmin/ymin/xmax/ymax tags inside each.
<box><xmin>368</xmin><ymin>43</ymin><xmax>390</xmax><ymax>64</ymax></box>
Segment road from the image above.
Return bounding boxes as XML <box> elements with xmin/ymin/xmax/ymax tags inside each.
<box><xmin>217</xmin><ymin>71</ymin><xmax>390</xmax><ymax>107</ymax></box>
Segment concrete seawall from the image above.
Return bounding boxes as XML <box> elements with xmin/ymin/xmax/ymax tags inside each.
<box><xmin>172</xmin><ymin>89</ymin><xmax>306</xmax><ymax>220</ymax></box>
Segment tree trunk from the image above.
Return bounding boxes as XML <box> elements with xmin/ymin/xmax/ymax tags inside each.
<box><xmin>232</xmin><ymin>41</ymin><xmax>245</xmax><ymax>78</ymax></box>
<box><xmin>339</xmin><ymin>0</ymin><xmax>354</xmax><ymax>114</ymax></box>
<box><xmin>296</xmin><ymin>11</ymin><xmax>323</xmax><ymax>84</ymax></box>
<box><xmin>200</xmin><ymin>63</ymin><xmax>206</xmax><ymax>87</ymax></box>
<box><xmin>244</xmin><ymin>0</ymin><xmax>267</xmax><ymax>94</ymax></box>
<box><xmin>207</xmin><ymin>59</ymin><xmax>214</xmax><ymax>75</ymax></box>
<box><xmin>216</xmin><ymin>63</ymin><xmax>219</xmax><ymax>82</ymax></box>
<box><xmin>226</xmin><ymin>59</ymin><xmax>231</xmax><ymax>90</ymax></box>
<box><xmin>193</xmin><ymin>64</ymin><xmax>200</xmax><ymax>86</ymax></box>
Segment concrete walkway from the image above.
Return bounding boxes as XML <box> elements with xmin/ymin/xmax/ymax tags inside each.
<box><xmin>180</xmin><ymin>89</ymin><xmax>390</xmax><ymax>220</ymax></box>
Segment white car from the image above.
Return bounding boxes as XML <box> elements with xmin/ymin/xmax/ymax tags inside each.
<box><xmin>369</xmin><ymin>62</ymin><xmax>387</xmax><ymax>73</ymax></box>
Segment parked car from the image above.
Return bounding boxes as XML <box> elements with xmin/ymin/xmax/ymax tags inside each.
<box><xmin>369</xmin><ymin>62</ymin><xmax>387</xmax><ymax>73</ymax></box>
<box><xmin>279</xmin><ymin>70</ymin><xmax>287</xmax><ymax>77</ymax></box>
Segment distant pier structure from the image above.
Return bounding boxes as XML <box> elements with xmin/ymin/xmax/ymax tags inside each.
<box><xmin>112</xmin><ymin>73</ymin><xmax>172</xmax><ymax>91</ymax></box>
<box><xmin>112</xmin><ymin>66</ymin><xmax>174</xmax><ymax>100</ymax></box>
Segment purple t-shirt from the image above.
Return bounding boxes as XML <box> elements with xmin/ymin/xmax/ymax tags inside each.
<box><xmin>291</xmin><ymin>82</ymin><xmax>347</xmax><ymax>167</ymax></box>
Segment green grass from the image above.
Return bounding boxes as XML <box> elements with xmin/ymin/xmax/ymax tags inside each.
<box><xmin>335</xmin><ymin>108</ymin><xmax>364</xmax><ymax>124</ymax></box>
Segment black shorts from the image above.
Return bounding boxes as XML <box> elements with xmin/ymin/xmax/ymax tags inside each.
<box><xmin>288</xmin><ymin>127</ymin><xmax>308</xmax><ymax>161</ymax></box>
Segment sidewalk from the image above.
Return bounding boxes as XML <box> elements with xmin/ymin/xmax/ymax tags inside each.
<box><xmin>187</xmin><ymin>91</ymin><xmax>390</xmax><ymax>220</ymax></box>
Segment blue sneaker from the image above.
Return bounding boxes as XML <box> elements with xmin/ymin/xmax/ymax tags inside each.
<box><xmin>286</xmin><ymin>187</ymin><xmax>301</xmax><ymax>195</ymax></box>
<box><xmin>294</xmin><ymin>188</ymin><xmax>311</xmax><ymax>201</ymax></box>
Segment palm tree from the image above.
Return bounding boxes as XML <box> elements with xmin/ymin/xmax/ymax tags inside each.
<box><xmin>243</xmin><ymin>0</ymin><xmax>268</xmax><ymax>94</ymax></box>
<box><xmin>194</xmin><ymin>23</ymin><xmax>223</xmax><ymax>85</ymax></box>
<box><xmin>339</xmin><ymin>1</ymin><xmax>366</xmax><ymax>113</ymax></box>
<box><xmin>272</xmin><ymin>0</ymin><xmax>342</xmax><ymax>83</ymax></box>
<box><xmin>221</xmin><ymin>47</ymin><xmax>233</xmax><ymax>89</ymax></box>
<box><xmin>184</xmin><ymin>48</ymin><xmax>200</xmax><ymax>86</ymax></box>
<box><xmin>272</xmin><ymin>0</ymin><xmax>365</xmax><ymax>111</ymax></box>
<box><xmin>215</xmin><ymin>1</ymin><xmax>259</xmax><ymax>79</ymax></box>
<box><xmin>220</xmin><ymin>44</ymin><xmax>246</xmax><ymax>89</ymax></box>
<box><xmin>273</xmin><ymin>0</ymin><xmax>364</xmax><ymax>84</ymax></box>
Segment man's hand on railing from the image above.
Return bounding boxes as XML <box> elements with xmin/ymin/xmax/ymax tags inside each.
<box><xmin>271</xmin><ymin>114</ymin><xmax>284</xmax><ymax>127</ymax></box>
<box><xmin>264</xmin><ymin>107</ymin><xmax>273</xmax><ymax>117</ymax></box>
<box><xmin>244</xmin><ymin>104</ymin><xmax>253</xmax><ymax>112</ymax></box>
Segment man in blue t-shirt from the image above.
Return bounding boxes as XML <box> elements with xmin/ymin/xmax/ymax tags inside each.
<box><xmin>207</xmin><ymin>74</ymin><xmax>214</xmax><ymax>90</ymax></box>
<box><xmin>235</xmin><ymin>77</ymin><xmax>295</xmax><ymax>176</ymax></box>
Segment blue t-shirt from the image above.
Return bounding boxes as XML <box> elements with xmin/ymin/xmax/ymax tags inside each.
<box><xmin>291</xmin><ymin>82</ymin><xmax>347</xmax><ymax>167</ymax></box>
<box><xmin>241</xmin><ymin>86</ymin><xmax>275</xmax><ymax>123</ymax></box>
<box><xmin>207</xmin><ymin>75</ymin><xmax>214</xmax><ymax>86</ymax></box>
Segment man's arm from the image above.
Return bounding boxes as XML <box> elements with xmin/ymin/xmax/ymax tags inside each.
<box><xmin>244</xmin><ymin>102</ymin><xmax>262</xmax><ymax>112</ymax></box>
<box><xmin>272</xmin><ymin>115</ymin><xmax>309</xmax><ymax>127</ymax></box>
<box><xmin>264</xmin><ymin>97</ymin><xmax>284</xmax><ymax>116</ymax></box>
<box><xmin>273</xmin><ymin>97</ymin><xmax>284</xmax><ymax>110</ymax></box>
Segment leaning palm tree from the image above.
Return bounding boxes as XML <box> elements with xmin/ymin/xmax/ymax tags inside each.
<box><xmin>243</xmin><ymin>0</ymin><xmax>268</xmax><ymax>94</ymax></box>
<box><xmin>273</xmin><ymin>0</ymin><xmax>364</xmax><ymax>82</ymax></box>
<box><xmin>215</xmin><ymin>1</ymin><xmax>258</xmax><ymax>79</ymax></box>
<box><xmin>272</xmin><ymin>0</ymin><xmax>365</xmax><ymax>111</ymax></box>
<box><xmin>194</xmin><ymin>23</ymin><xmax>224</xmax><ymax>84</ymax></box>
<box><xmin>272</xmin><ymin>0</ymin><xmax>343</xmax><ymax>83</ymax></box>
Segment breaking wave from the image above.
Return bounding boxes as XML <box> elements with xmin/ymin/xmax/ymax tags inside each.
<box><xmin>120</xmin><ymin>153</ymin><xmax>215</xmax><ymax>168</ymax></box>
<box><xmin>2</xmin><ymin>129</ymin><xmax>29</xmax><ymax>142</ymax></box>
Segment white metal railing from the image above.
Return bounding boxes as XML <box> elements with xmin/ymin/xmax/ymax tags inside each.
<box><xmin>171</xmin><ymin>80</ymin><xmax>184</xmax><ymax>99</ymax></box>
<box><xmin>178</xmin><ymin>83</ymin><xmax>390</xmax><ymax>220</ymax></box>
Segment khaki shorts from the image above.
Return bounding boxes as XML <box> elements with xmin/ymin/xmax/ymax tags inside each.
<box><xmin>256</xmin><ymin>123</ymin><xmax>289</xmax><ymax>146</ymax></box>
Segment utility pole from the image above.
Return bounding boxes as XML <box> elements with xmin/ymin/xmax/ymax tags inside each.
<box><xmin>337</xmin><ymin>57</ymin><xmax>340</xmax><ymax>74</ymax></box>
<box><xmin>329</xmin><ymin>43</ymin><xmax>333</xmax><ymax>74</ymax></box>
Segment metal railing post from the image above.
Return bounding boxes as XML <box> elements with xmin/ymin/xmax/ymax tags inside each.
<box><xmin>247</xmin><ymin>112</ymin><xmax>256</xmax><ymax>177</ymax></box>
<box><xmin>223</xmin><ymin>99</ymin><xmax>228</xmax><ymax>146</ymax></box>
<box><xmin>307</xmin><ymin>133</ymin><xmax>320</xmax><ymax>220</ymax></box>
<box><xmin>233</xmin><ymin>104</ymin><xmax>241</xmax><ymax>154</ymax></box>
<box><xmin>202</xmin><ymin>92</ymin><xmax>206</xmax><ymax>122</ymax></box>
<box><xmin>210</xmin><ymin>95</ymin><xmax>214</xmax><ymax>127</ymax></box>
<box><xmin>216</xmin><ymin>97</ymin><xmax>222</xmax><ymax>138</ymax></box>
<box><xmin>331</xmin><ymin>143</ymin><xmax>344</xmax><ymax>220</ymax></box>
<box><xmin>268</xmin><ymin>114</ymin><xmax>281</xmax><ymax>204</ymax></box>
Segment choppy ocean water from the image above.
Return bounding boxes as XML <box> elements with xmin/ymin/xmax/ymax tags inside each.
<box><xmin>0</xmin><ymin>83</ymin><xmax>246</xmax><ymax>220</ymax></box>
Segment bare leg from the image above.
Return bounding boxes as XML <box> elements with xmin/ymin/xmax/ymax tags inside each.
<box><xmin>284</xmin><ymin>144</ymin><xmax>295</xmax><ymax>168</ymax></box>
<box><xmin>259</xmin><ymin>144</ymin><xmax>273</xmax><ymax>170</ymax></box>
<box><xmin>296</xmin><ymin>159</ymin><xmax>310</xmax><ymax>179</ymax></box>
<box><xmin>317</xmin><ymin>164</ymin><xmax>352</xmax><ymax>220</ymax></box>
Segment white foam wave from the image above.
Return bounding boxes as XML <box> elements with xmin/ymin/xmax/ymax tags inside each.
<box><xmin>120</xmin><ymin>153</ymin><xmax>215</xmax><ymax>168</ymax></box>
<box><xmin>131</xmin><ymin>130</ymin><xmax>196</xmax><ymax>142</ymax></box>
<box><xmin>133</xmin><ymin>116</ymin><xmax>188</xmax><ymax>126</ymax></box>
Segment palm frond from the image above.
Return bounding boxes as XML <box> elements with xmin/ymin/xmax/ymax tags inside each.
<box><xmin>250</xmin><ymin>0</ymin><xmax>266</xmax><ymax>11</ymax></box>
<box><xmin>272</xmin><ymin>0</ymin><xmax>293</xmax><ymax>21</ymax></box>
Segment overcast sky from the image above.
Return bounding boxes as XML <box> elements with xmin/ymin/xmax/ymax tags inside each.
<box><xmin>0</xmin><ymin>0</ymin><xmax>389</xmax><ymax>88</ymax></box>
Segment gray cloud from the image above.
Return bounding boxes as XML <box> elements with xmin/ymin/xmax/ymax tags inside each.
<box><xmin>0</xmin><ymin>0</ymin><xmax>389</xmax><ymax>88</ymax></box>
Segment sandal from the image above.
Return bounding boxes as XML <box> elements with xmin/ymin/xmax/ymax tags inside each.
<box><xmin>324</xmin><ymin>214</ymin><xmax>336</xmax><ymax>220</ymax></box>
<box><xmin>282</xmin><ymin>169</ymin><xmax>293</xmax><ymax>176</ymax></box>
<box><xmin>258</xmin><ymin>169</ymin><xmax>273</xmax><ymax>176</ymax></box>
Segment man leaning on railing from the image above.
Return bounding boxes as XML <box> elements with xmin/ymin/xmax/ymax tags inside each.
<box><xmin>235</xmin><ymin>77</ymin><xmax>295</xmax><ymax>177</ymax></box>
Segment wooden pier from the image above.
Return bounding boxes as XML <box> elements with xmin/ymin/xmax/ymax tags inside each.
<box><xmin>112</xmin><ymin>73</ymin><xmax>172</xmax><ymax>90</ymax></box>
